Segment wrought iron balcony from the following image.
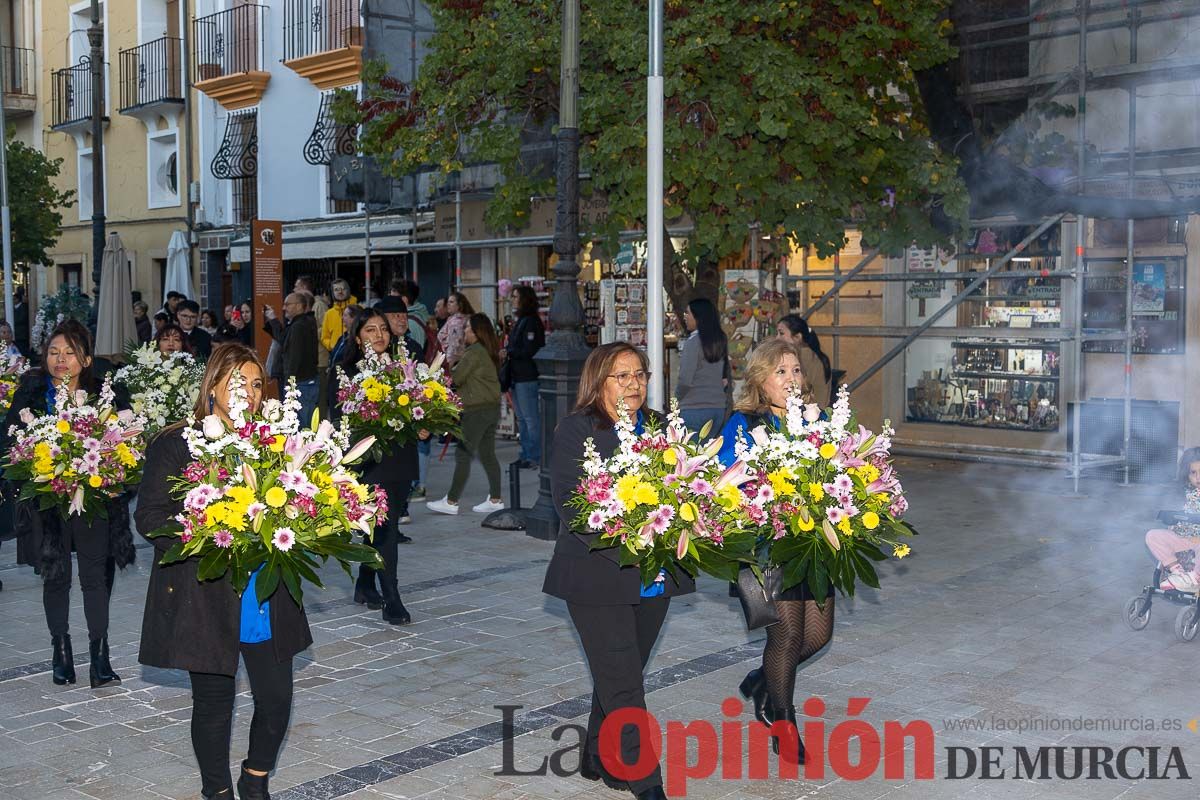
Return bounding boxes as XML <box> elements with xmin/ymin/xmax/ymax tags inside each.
<box><xmin>119</xmin><ymin>37</ymin><xmax>184</xmax><ymax>114</ymax></box>
<box><xmin>192</xmin><ymin>4</ymin><xmax>270</xmax><ymax>109</ymax></box>
<box><xmin>1</xmin><ymin>46</ymin><xmax>36</xmax><ymax>117</ymax></box>
<box><xmin>282</xmin><ymin>0</ymin><xmax>363</xmax><ymax>90</ymax></box>
<box><xmin>51</xmin><ymin>59</ymin><xmax>109</xmax><ymax>132</ymax></box>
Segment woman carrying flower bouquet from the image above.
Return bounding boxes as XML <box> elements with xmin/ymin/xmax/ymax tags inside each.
<box><xmin>1</xmin><ymin>319</ymin><xmax>135</xmax><ymax>688</ymax></box>
<box><xmin>332</xmin><ymin>307</ymin><xmax>420</xmax><ymax>625</ymax></box>
<box><xmin>136</xmin><ymin>343</ymin><xmax>311</xmax><ymax>800</ymax></box>
<box><xmin>543</xmin><ymin>342</ymin><xmax>691</xmax><ymax>800</ymax></box>
<box><xmin>155</xmin><ymin>323</ymin><xmax>194</xmax><ymax>356</ymax></box>
<box><xmin>717</xmin><ymin>337</ymin><xmax>832</xmax><ymax>762</ymax></box>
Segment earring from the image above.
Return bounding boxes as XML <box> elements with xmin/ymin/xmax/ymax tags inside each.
<box><xmin>208</xmin><ymin>395</ymin><xmax>215</xmax><ymax>414</ymax></box>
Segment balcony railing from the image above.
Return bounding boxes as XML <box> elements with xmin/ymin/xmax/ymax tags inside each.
<box><xmin>51</xmin><ymin>59</ymin><xmax>107</xmax><ymax>129</ymax></box>
<box><xmin>283</xmin><ymin>0</ymin><xmax>362</xmax><ymax>61</ymax></box>
<box><xmin>193</xmin><ymin>4</ymin><xmax>266</xmax><ymax>83</ymax></box>
<box><xmin>1</xmin><ymin>46</ymin><xmax>35</xmax><ymax>96</ymax></box>
<box><xmin>119</xmin><ymin>37</ymin><xmax>184</xmax><ymax>112</ymax></box>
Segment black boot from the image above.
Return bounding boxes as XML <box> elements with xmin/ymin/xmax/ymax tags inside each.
<box><xmin>52</xmin><ymin>634</ymin><xmax>76</xmax><ymax>685</ymax></box>
<box><xmin>353</xmin><ymin>565</ymin><xmax>384</xmax><ymax>609</ymax></box>
<box><xmin>380</xmin><ymin>577</ymin><xmax>411</xmax><ymax>625</ymax></box>
<box><xmin>202</xmin><ymin>789</ymin><xmax>233</xmax><ymax>800</ymax></box>
<box><xmin>768</xmin><ymin>705</ymin><xmax>805</xmax><ymax>763</ymax></box>
<box><xmin>236</xmin><ymin>762</ymin><xmax>270</xmax><ymax>800</ymax></box>
<box><xmin>635</xmin><ymin>787</ymin><xmax>668</xmax><ymax>800</ymax></box>
<box><xmin>89</xmin><ymin>637</ymin><xmax>121</xmax><ymax>688</ymax></box>
<box><xmin>738</xmin><ymin>668</ymin><xmax>770</xmax><ymax>726</ymax></box>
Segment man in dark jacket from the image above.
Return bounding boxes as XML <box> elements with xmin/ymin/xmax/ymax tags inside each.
<box><xmin>265</xmin><ymin>293</ymin><xmax>320</xmax><ymax>424</ymax></box>
<box><xmin>176</xmin><ymin>300</ymin><xmax>212</xmax><ymax>358</ymax></box>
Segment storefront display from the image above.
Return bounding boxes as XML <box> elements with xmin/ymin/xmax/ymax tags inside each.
<box><xmin>1082</xmin><ymin>258</ymin><xmax>1185</xmax><ymax>354</ymax></box>
<box><xmin>720</xmin><ymin>269</ymin><xmax>787</xmax><ymax>379</ymax></box>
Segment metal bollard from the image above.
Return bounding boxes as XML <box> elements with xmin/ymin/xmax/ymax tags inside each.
<box><xmin>508</xmin><ymin>461</ymin><xmax>522</xmax><ymax>511</ymax></box>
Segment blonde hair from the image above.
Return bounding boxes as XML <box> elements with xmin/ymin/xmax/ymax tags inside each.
<box><xmin>733</xmin><ymin>338</ymin><xmax>811</xmax><ymax>415</ymax></box>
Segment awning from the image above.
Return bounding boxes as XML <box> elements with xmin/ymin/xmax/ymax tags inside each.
<box><xmin>303</xmin><ymin>91</ymin><xmax>357</xmax><ymax>166</ymax></box>
<box><xmin>228</xmin><ymin>216</ymin><xmax>415</xmax><ymax>262</ymax></box>
<box><xmin>211</xmin><ymin>110</ymin><xmax>258</xmax><ymax>179</ymax></box>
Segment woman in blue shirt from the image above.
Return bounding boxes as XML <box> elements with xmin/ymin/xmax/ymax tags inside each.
<box><xmin>137</xmin><ymin>343</ymin><xmax>312</xmax><ymax>800</ymax></box>
<box><xmin>718</xmin><ymin>337</ymin><xmax>833</xmax><ymax>765</ymax></box>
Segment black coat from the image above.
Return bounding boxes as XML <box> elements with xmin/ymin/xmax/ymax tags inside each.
<box><xmin>542</xmin><ymin>409</ymin><xmax>697</xmax><ymax>606</ymax></box>
<box><xmin>267</xmin><ymin>312</ymin><xmax>319</xmax><ymax>383</ymax></box>
<box><xmin>504</xmin><ymin>313</ymin><xmax>545</xmax><ymax>384</ymax></box>
<box><xmin>1</xmin><ymin>371</ymin><xmax>136</xmax><ymax>579</ymax></box>
<box><xmin>328</xmin><ymin>350</ymin><xmax>419</xmax><ymax>490</ymax></box>
<box><xmin>184</xmin><ymin>327</ymin><xmax>212</xmax><ymax>359</ymax></box>
<box><xmin>135</xmin><ymin>427</ymin><xmax>313</xmax><ymax>675</ymax></box>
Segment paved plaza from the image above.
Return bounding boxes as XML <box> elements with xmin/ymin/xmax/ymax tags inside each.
<box><xmin>0</xmin><ymin>438</ymin><xmax>1197</xmax><ymax>800</ymax></box>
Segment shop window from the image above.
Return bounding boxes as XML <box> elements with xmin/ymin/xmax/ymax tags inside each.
<box><xmin>1082</xmin><ymin>258</ymin><xmax>1185</xmax><ymax>355</ymax></box>
<box><xmin>60</xmin><ymin>263</ymin><xmax>83</xmax><ymax>291</ymax></box>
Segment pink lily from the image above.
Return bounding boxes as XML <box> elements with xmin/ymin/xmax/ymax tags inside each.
<box><xmin>241</xmin><ymin>463</ymin><xmax>258</xmax><ymax>492</ymax></box>
<box><xmin>676</xmin><ymin>527</ymin><xmax>690</xmax><ymax>559</ymax></box>
<box><xmin>713</xmin><ymin>459</ymin><xmax>753</xmax><ymax>492</ymax></box>
<box><xmin>341</xmin><ymin>435</ymin><xmax>376</xmax><ymax>466</ymax></box>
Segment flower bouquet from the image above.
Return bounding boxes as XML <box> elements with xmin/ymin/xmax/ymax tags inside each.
<box><xmin>149</xmin><ymin>374</ymin><xmax>386</xmax><ymax>604</ymax></box>
<box><xmin>566</xmin><ymin>402</ymin><xmax>760</xmax><ymax>588</ymax></box>
<box><xmin>0</xmin><ymin>349</ymin><xmax>29</xmax><ymax>417</ymax></box>
<box><xmin>4</xmin><ymin>377</ymin><xmax>146</xmax><ymax>517</ymax></box>
<box><xmin>734</xmin><ymin>386</ymin><xmax>915</xmax><ymax>599</ymax></box>
<box><xmin>114</xmin><ymin>344</ymin><xmax>205</xmax><ymax>435</ymax></box>
<box><xmin>334</xmin><ymin>350</ymin><xmax>461</xmax><ymax>457</ymax></box>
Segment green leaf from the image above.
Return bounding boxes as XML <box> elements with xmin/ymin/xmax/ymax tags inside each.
<box><xmin>159</xmin><ymin>542</ymin><xmax>190</xmax><ymax>565</ymax></box>
<box><xmin>256</xmin><ymin>559</ymin><xmax>281</xmax><ymax>606</ymax></box>
<box><xmin>196</xmin><ymin>548</ymin><xmax>229</xmax><ymax>582</ymax></box>
<box><xmin>280</xmin><ymin>563</ymin><xmax>304</xmax><ymax>606</ymax></box>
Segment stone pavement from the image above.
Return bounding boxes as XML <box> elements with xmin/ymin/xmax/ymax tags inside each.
<box><xmin>1</xmin><ymin>437</ymin><xmax>1198</xmax><ymax>800</ymax></box>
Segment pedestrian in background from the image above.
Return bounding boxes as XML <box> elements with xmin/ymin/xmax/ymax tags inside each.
<box><xmin>437</xmin><ymin>292</ymin><xmax>475</xmax><ymax>367</ymax></box>
<box><xmin>155</xmin><ymin>323</ymin><xmax>193</xmax><ymax>356</ymax></box>
<box><xmin>429</xmin><ymin>313</ymin><xmax>504</xmax><ymax>516</ymax></box>
<box><xmin>177</xmin><ymin>300</ymin><xmax>213</xmax><ymax>359</ymax></box>
<box><xmin>320</xmin><ymin>279</ymin><xmax>358</xmax><ymax>356</ymax></box>
<box><xmin>398</xmin><ymin>280</ymin><xmax>430</xmax><ymax>349</ymax></box>
<box><xmin>264</xmin><ymin>293</ymin><xmax>319</xmax><ymax>424</ymax></box>
<box><xmin>133</xmin><ymin>301</ymin><xmax>152</xmax><ymax>345</ymax></box>
<box><xmin>676</xmin><ymin>297</ymin><xmax>729</xmax><ymax>440</ymax></box>
<box><xmin>503</xmin><ymin>284</ymin><xmax>545</xmax><ymax>469</ymax></box>
<box><xmin>777</xmin><ymin>313</ymin><xmax>834</xmax><ymax>408</ymax></box>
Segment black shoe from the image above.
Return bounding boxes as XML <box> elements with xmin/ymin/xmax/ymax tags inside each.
<box><xmin>52</xmin><ymin>635</ymin><xmax>76</xmax><ymax>685</ymax></box>
<box><xmin>579</xmin><ymin>748</ymin><xmax>625</xmax><ymax>790</ymax></box>
<box><xmin>524</xmin><ymin>461</ymin><xmax>541</xmax><ymax>470</ymax></box>
<box><xmin>510</xmin><ymin>458</ymin><xmax>530</xmax><ymax>468</ymax></box>
<box><xmin>202</xmin><ymin>788</ymin><xmax>233</xmax><ymax>800</ymax></box>
<box><xmin>353</xmin><ymin>567</ymin><xmax>384</xmax><ymax>610</ymax></box>
<box><xmin>768</xmin><ymin>705</ymin><xmax>805</xmax><ymax>764</ymax></box>
<box><xmin>380</xmin><ymin>578</ymin><xmax>412</xmax><ymax>625</ymax></box>
<box><xmin>635</xmin><ymin>787</ymin><xmax>668</xmax><ymax>800</ymax></box>
<box><xmin>396</xmin><ymin>533</ymin><xmax>413</xmax><ymax>544</ymax></box>
<box><xmin>236</xmin><ymin>762</ymin><xmax>270</xmax><ymax>800</ymax></box>
<box><xmin>89</xmin><ymin>637</ymin><xmax>121</xmax><ymax>689</ymax></box>
<box><xmin>738</xmin><ymin>668</ymin><xmax>770</xmax><ymax>726</ymax></box>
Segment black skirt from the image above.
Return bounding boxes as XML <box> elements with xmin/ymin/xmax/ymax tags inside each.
<box><xmin>778</xmin><ymin>578</ymin><xmax>835</xmax><ymax>602</ymax></box>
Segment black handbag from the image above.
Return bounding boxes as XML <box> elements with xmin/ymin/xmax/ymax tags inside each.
<box><xmin>735</xmin><ymin>565</ymin><xmax>782</xmax><ymax>630</ymax></box>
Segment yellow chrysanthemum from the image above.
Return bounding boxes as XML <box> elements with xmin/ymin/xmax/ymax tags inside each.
<box><xmin>837</xmin><ymin>517</ymin><xmax>853</xmax><ymax>536</ymax></box>
<box><xmin>352</xmin><ymin>481</ymin><xmax>369</xmax><ymax>501</ymax></box>
<box><xmin>56</xmin><ymin>419</ymin><xmax>70</xmax><ymax>434</ymax></box>
<box><xmin>88</xmin><ymin>475</ymin><xmax>102</xmax><ymax>488</ymax></box>
<box><xmin>615</xmin><ymin>474</ymin><xmax>643</xmax><ymax>508</ymax></box>
<box><xmin>34</xmin><ymin>457</ymin><xmax>54</xmax><ymax>476</ymax></box>
<box><xmin>794</xmin><ymin>512</ymin><xmax>815</xmax><ymax>532</ymax></box>
<box><xmin>894</xmin><ymin>544</ymin><xmax>911</xmax><ymax>559</ymax></box>
<box><xmin>767</xmin><ymin>470</ymin><xmax>796</xmax><ymax>497</ymax></box>
<box><xmin>397</xmin><ymin>394</ymin><xmax>411</xmax><ymax>407</ymax></box>
<box><xmin>362</xmin><ymin>378</ymin><xmax>386</xmax><ymax>403</ymax></box>
<box><xmin>818</xmin><ymin>443</ymin><xmax>837</xmax><ymax>460</ymax></box>
<box><xmin>225</xmin><ymin>485</ymin><xmax>255</xmax><ymax>507</ymax></box>
<box><xmin>662</xmin><ymin>448</ymin><xmax>678</xmax><ymax>466</ymax></box>
<box><xmin>264</xmin><ymin>486</ymin><xmax>288</xmax><ymax>508</ymax></box>
<box><xmin>808</xmin><ymin>482</ymin><xmax>825</xmax><ymax>502</ymax></box>
<box><xmin>115</xmin><ymin>443</ymin><xmax>137</xmax><ymax>467</ymax></box>
<box><xmin>716</xmin><ymin>484</ymin><xmax>742</xmax><ymax>510</ymax></box>
<box><xmin>633</xmin><ymin>483</ymin><xmax>659</xmax><ymax>507</ymax></box>
<box><xmin>862</xmin><ymin>511</ymin><xmax>880</xmax><ymax>530</ymax></box>
<box><xmin>423</xmin><ymin>388</ymin><xmax>435</xmax><ymax>399</ymax></box>
<box><xmin>33</xmin><ymin>442</ymin><xmax>51</xmax><ymax>460</ymax></box>
<box><xmin>312</xmin><ymin>470</ymin><xmax>332</xmax><ymax>487</ymax></box>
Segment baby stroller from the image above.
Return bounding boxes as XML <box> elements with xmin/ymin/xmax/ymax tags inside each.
<box><xmin>1125</xmin><ymin>509</ymin><xmax>1200</xmax><ymax>642</ymax></box>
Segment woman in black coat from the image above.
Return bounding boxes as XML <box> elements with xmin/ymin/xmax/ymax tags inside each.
<box><xmin>136</xmin><ymin>342</ymin><xmax>312</xmax><ymax>800</ymax></box>
<box><xmin>542</xmin><ymin>342</ymin><xmax>692</xmax><ymax>800</ymax></box>
<box><xmin>502</xmin><ymin>284</ymin><xmax>545</xmax><ymax>468</ymax></box>
<box><xmin>330</xmin><ymin>307</ymin><xmax>423</xmax><ymax>625</ymax></box>
<box><xmin>0</xmin><ymin>319</ymin><xmax>135</xmax><ymax>688</ymax></box>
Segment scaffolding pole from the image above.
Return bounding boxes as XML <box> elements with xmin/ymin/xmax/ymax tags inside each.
<box><xmin>803</xmin><ymin>249</ymin><xmax>879</xmax><ymax>316</ymax></box>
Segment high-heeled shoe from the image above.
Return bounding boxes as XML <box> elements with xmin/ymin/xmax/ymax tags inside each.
<box><xmin>380</xmin><ymin>577</ymin><xmax>412</xmax><ymax>625</ymax></box>
<box><xmin>738</xmin><ymin>668</ymin><xmax>770</xmax><ymax>726</ymax></box>
<box><xmin>767</xmin><ymin>705</ymin><xmax>805</xmax><ymax>764</ymax></box>
<box><xmin>353</xmin><ymin>566</ymin><xmax>384</xmax><ymax>609</ymax></box>
<box><xmin>88</xmin><ymin>637</ymin><xmax>121</xmax><ymax>688</ymax></box>
<box><xmin>236</xmin><ymin>762</ymin><xmax>270</xmax><ymax>800</ymax></box>
<box><xmin>52</xmin><ymin>635</ymin><xmax>76</xmax><ymax>685</ymax></box>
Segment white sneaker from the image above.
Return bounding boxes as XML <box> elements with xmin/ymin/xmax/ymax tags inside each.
<box><xmin>427</xmin><ymin>497</ymin><xmax>459</xmax><ymax>515</ymax></box>
<box><xmin>472</xmin><ymin>498</ymin><xmax>505</xmax><ymax>513</ymax></box>
<box><xmin>1168</xmin><ymin>572</ymin><xmax>1200</xmax><ymax>593</ymax></box>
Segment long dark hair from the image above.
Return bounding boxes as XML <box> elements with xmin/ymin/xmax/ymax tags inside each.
<box><xmin>512</xmin><ymin>284</ymin><xmax>539</xmax><ymax>317</ymax></box>
<box><xmin>340</xmin><ymin>307</ymin><xmax>389</xmax><ymax>370</ymax></box>
<box><xmin>1180</xmin><ymin>447</ymin><xmax>1200</xmax><ymax>491</ymax></box>
<box><xmin>43</xmin><ymin>319</ymin><xmax>95</xmax><ymax>390</ymax></box>
<box><xmin>468</xmin><ymin>313</ymin><xmax>501</xmax><ymax>368</ymax></box>
<box><xmin>450</xmin><ymin>291</ymin><xmax>476</xmax><ymax>316</ymax></box>
<box><xmin>778</xmin><ymin>313</ymin><xmax>832</xmax><ymax>383</ymax></box>
<box><xmin>155</xmin><ymin>323</ymin><xmax>194</xmax><ymax>355</ymax></box>
<box><xmin>687</xmin><ymin>297</ymin><xmax>727</xmax><ymax>364</ymax></box>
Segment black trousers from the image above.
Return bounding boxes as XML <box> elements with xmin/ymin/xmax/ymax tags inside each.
<box><xmin>567</xmin><ymin>598</ymin><xmax>670</xmax><ymax>795</ymax></box>
<box><xmin>189</xmin><ymin>642</ymin><xmax>294</xmax><ymax>796</ymax></box>
<box><xmin>367</xmin><ymin>483</ymin><xmax>409</xmax><ymax>591</ymax></box>
<box><xmin>43</xmin><ymin>516</ymin><xmax>113</xmax><ymax>641</ymax></box>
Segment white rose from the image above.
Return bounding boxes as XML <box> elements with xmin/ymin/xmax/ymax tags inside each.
<box><xmin>201</xmin><ymin>415</ymin><xmax>226</xmax><ymax>440</ymax></box>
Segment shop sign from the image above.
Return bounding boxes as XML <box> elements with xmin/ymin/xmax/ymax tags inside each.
<box><xmin>614</xmin><ymin>243</ymin><xmax>636</xmax><ymax>273</ymax></box>
<box><xmin>251</xmin><ymin>220</ymin><xmax>284</xmax><ymax>389</ymax></box>
<box><xmin>907</xmin><ymin>280</ymin><xmax>943</xmax><ymax>299</ymax></box>
<box><xmin>1025</xmin><ymin>285</ymin><xmax>1061</xmax><ymax>300</ymax></box>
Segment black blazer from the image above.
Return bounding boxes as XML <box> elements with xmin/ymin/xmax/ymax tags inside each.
<box><xmin>135</xmin><ymin>427</ymin><xmax>313</xmax><ymax>676</ymax></box>
<box><xmin>504</xmin><ymin>313</ymin><xmax>545</xmax><ymax>383</ymax></box>
<box><xmin>542</xmin><ymin>409</ymin><xmax>697</xmax><ymax>606</ymax></box>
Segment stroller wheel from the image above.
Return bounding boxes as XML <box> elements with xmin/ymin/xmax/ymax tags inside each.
<box><xmin>1175</xmin><ymin>606</ymin><xmax>1200</xmax><ymax>642</ymax></box>
<box><xmin>1125</xmin><ymin>595</ymin><xmax>1152</xmax><ymax>631</ymax></box>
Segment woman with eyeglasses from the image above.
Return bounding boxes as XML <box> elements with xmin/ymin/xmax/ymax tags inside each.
<box><xmin>542</xmin><ymin>342</ymin><xmax>691</xmax><ymax>800</ymax></box>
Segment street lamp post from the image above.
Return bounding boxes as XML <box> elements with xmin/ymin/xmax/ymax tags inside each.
<box><xmin>88</xmin><ymin>0</ymin><xmax>105</xmax><ymax>316</ymax></box>
<box><xmin>646</xmin><ymin>0</ymin><xmax>664</xmax><ymax>409</ymax></box>
<box><xmin>523</xmin><ymin>0</ymin><xmax>592</xmax><ymax>540</ymax></box>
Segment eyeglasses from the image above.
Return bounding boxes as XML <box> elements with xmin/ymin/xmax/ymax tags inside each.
<box><xmin>607</xmin><ymin>370</ymin><xmax>651</xmax><ymax>388</ymax></box>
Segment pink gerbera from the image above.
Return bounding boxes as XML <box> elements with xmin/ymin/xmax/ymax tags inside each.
<box><xmin>213</xmin><ymin>530</ymin><xmax>234</xmax><ymax>548</ymax></box>
<box><xmin>272</xmin><ymin>527</ymin><xmax>295</xmax><ymax>551</ymax></box>
<box><xmin>689</xmin><ymin>477</ymin><xmax>714</xmax><ymax>497</ymax></box>
<box><xmin>588</xmin><ymin>510</ymin><xmax>606</xmax><ymax>530</ymax></box>
<box><xmin>826</xmin><ymin>506</ymin><xmax>846</xmax><ymax>524</ymax></box>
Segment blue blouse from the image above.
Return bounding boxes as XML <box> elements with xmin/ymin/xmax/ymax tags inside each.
<box><xmin>44</xmin><ymin>373</ymin><xmax>58</xmax><ymax>413</ymax></box>
<box><xmin>240</xmin><ymin>566</ymin><xmax>272</xmax><ymax>643</ymax></box>
<box><xmin>717</xmin><ymin>411</ymin><xmax>780</xmax><ymax>468</ymax></box>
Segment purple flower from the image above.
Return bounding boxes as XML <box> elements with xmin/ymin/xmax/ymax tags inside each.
<box><xmin>587</xmin><ymin>510</ymin><xmax>606</xmax><ymax>530</ymax></box>
<box><xmin>213</xmin><ymin>529</ymin><xmax>233</xmax><ymax>548</ymax></box>
<box><xmin>826</xmin><ymin>506</ymin><xmax>846</xmax><ymax>524</ymax></box>
<box><xmin>412</xmin><ymin>406</ymin><xmax>426</xmax><ymax>420</ymax></box>
<box><xmin>272</xmin><ymin>528</ymin><xmax>295</xmax><ymax>552</ymax></box>
<box><xmin>689</xmin><ymin>478</ymin><xmax>713</xmax><ymax>496</ymax></box>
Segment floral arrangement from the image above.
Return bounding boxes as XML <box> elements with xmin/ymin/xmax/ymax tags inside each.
<box><xmin>734</xmin><ymin>386</ymin><xmax>915</xmax><ymax>599</ymax></box>
<box><xmin>114</xmin><ymin>344</ymin><xmax>205</xmax><ymax>435</ymax></box>
<box><xmin>149</xmin><ymin>374</ymin><xmax>386</xmax><ymax>604</ymax></box>
<box><xmin>4</xmin><ymin>377</ymin><xmax>146</xmax><ymax>517</ymax></box>
<box><xmin>31</xmin><ymin>286</ymin><xmax>92</xmax><ymax>354</ymax></box>
<box><xmin>334</xmin><ymin>350</ymin><xmax>461</xmax><ymax>456</ymax></box>
<box><xmin>567</xmin><ymin>402</ymin><xmax>760</xmax><ymax>588</ymax></box>
<box><xmin>0</xmin><ymin>349</ymin><xmax>29</xmax><ymax>417</ymax></box>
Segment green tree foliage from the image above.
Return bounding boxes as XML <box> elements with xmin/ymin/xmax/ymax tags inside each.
<box><xmin>6</xmin><ymin>131</ymin><xmax>75</xmax><ymax>267</ymax></box>
<box><xmin>343</xmin><ymin>0</ymin><xmax>968</xmax><ymax>300</ymax></box>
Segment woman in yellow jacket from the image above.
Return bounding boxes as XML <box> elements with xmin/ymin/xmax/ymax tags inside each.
<box><xmin>320</xmin><ymin>279</ymin><xmax>359</xmax><ymax>353</ymax></box>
